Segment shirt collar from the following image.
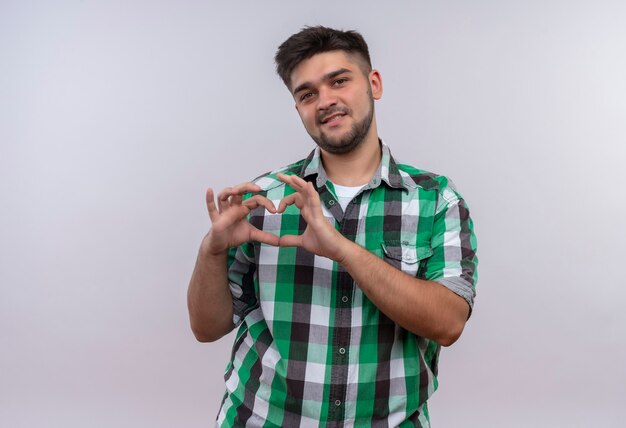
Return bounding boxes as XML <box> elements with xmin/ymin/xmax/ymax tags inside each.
<box><xmin>300</xmin><ymin>140</ymin><xmax>416</xmax><ymax>191</ymax></box>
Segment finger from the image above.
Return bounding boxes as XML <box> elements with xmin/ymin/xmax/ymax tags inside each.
<box><xmin>278</xmin><ymin>174</ymin><xmax>319</xmax><ymax>203</ymax></box>
<box><xmin>277</xmin><ymin>173</ymin><xmax>305</xmax><ymax>192</ymax></box>
<box><xmin>218</xmin><ymin>183</ymin><xmax>263</xmax><ymax>208</ymax></box>
<box><xmin>233</xmin><ymin>182</ymin><xmax>262</xmax><ymax>194</ymax></box>
<box><xmin>283</xmin><ymin>183</ymin><xmax>319</xmax><ymax>214</ymax></box>
<box><xmin>277</xmin><ymin>194</ymin><xmax>295</xmax><ymax>213</ymax></box>
<box><xmin>243</xmin><ymin>195</ymin><xmax>277</xmax><ymax>213</ymax></box>
<box><xmin>231</xmin><ymin>182</ymin><xmax>262</xmax><ymax>205</ymax></box>
<box><xmin>217</xmin><ymin>187</ymin><xmax>234</xmax><ymax>211</ymax></box>
<box><xmin>288</xmin><ymin>174</ymin><xmax>308</xmax><ymax>187</ymax></box>
<box><xmin>205</xmin><ymin>188</ymin><xmax>219</xmax><ymax>221</ymax></box>
<box><xmin>230</xmin><ymin>192</ymin><xmax>243</xmax><ymax>206</ymax></box>
<box><xmin>303</xmin><ymin>180</ymin><xmax>321</xmax><ymax>204</ymax></box>
<box><xmin>277</xmin><ymin>193</ymin><xmax>302</xmax><ymax>213</ymax></box>
<box><xmin>217</xmin><ymin>187</ymin><xmax>234</xmax><ymax>201</ymax></box>
<box><xmin>217</xmin><ymin>188</ymin><xmax>243</xmax><ymax>210</ymax></box>
<box><xmin>293</xmin><ymin>179</ymin><xmax>313</xmax><ymax>197</ymax></box>
<box><xmin>278</xmin><ymin>234</ymin><xmax>303</xmax><ymax>248</ymax></box>
<box><xmin>217</xmin><ymin>185</ymin><xmax>254</xmax><ymax>202</ymax></box>
<box><xmin>249</xmin><ymin>228</ymin><xmax>281</xmax><ymax>247</ymax></box>
<box><xmin>288</xmin><ymin>174</ymin><xmax>310</xmax><ymax>192</ymax></box>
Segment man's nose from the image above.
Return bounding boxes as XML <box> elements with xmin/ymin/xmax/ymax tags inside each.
<box><xmin>317</xmin><ymin>86</ymin><xmax>337</xmax><ymax>110</ymax></box>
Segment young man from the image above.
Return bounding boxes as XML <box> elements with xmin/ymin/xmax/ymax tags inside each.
<box><xmin>188</xmin><ymin>26</ymin><xmax>478</xmax><ymax>427</ymax></box>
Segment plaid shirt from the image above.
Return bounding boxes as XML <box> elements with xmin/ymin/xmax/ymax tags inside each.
<box><xmin>217</xmin><ymin>142</ymin><xmax>478</xmax><ymax>428</ymax></box>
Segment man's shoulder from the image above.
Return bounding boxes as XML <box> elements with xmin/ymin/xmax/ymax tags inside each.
<box><xmin>392</xmin><ymin>159</ymin><xmax>465</xmax><ymax>216</ymax></box>
<box><xmin>394</xmin><ymin>160</ymin><xmax>455</xmax><ymax>193</ymax></box>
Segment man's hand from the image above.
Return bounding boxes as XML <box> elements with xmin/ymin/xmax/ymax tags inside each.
<box><xmin>203</xmin><ymin>183</ymin><xmax>281</xmax><ymax>255</ymax></box>
<box><xmin>276</xmin><ymin>173</ymin><xmax>350</xmax><ymax>261</ymax></box>
<box><xmin>188</xmin><ymin>182</ymin><xmax>282</xmax><ymax>342</ymax></box>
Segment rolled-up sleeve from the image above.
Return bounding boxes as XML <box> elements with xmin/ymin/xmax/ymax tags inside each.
<box><xmin>422</xmin><ymin>185</ymin><xmax>478</xmax><ymax>314</ymax></box>
<box><xmin>227</xmin><ymin>242</ymin><xmax>258</xmax><ymax>326</ymax></box>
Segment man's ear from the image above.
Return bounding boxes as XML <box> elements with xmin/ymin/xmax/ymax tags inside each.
<box><xmin>369</xmin><ymin>69</ymin><xmax>383</xmax><ymax>100</ymax></box>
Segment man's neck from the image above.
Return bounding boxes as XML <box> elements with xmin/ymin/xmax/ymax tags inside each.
<box><xmin>320</xmin><ymin>132</ymin><xmax>382</xmax><ymax>186</ymax></box>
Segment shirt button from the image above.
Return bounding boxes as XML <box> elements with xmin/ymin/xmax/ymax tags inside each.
<box><xmin>341</xmin><ymin>296</ymin><xmax>349</xmax><ymax>303</ymax></box>
<box><xmin>339</xmin><ymin>347</ymin><xmax>346</xmax><ymax>355</ymax></box>
<box><xmin>335</xmin><ymin>400</ymin><xmax>341</xmax><ymax>406</ymax></box>
<box><xmin>328</xmin><ymin>200</ymin><xmax>335</xmax><ymax>206</ymax></box>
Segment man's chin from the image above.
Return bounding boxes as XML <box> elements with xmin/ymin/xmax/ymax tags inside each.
<box><xmin>315</xmin><ymin>136</ymin><xmax>362</xmax><ymax>155</ymax></box>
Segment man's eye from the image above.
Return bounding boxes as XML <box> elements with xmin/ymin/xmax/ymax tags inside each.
<box><xmin>300</xmin><ymin>92</ymin><xmax>314</xmax><ymax>102</ymax></box>
<box><xmin>333</xmin><ymin>78</ymin><xmax>347</xmax><ymax>86</ymax></box>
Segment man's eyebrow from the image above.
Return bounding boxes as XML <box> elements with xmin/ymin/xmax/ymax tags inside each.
<box><xmin>292</xmin><ymin>68</ymin><xmax>353</xmax><ymax>95</ymax></box>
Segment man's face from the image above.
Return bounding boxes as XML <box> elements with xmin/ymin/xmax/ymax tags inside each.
<box><xmin>290</xmin><ymin>51</ymin><xmax>382</xmax><ymax>154</ymax></box>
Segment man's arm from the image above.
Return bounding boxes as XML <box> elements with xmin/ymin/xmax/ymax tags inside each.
<box><xmin>276</xmin><ymin>173</ymin><xmax>473</xmax><ymax>347</ymax></box>
<box><xmin>187</xmin><ymin>184</ymin><xmax>279</xmax><ymax>342</ymax></box>
<box><xmin>339</xmin><ymin>243</ymin><xmax>469</xmax><ymax>346</ymax></box>
<box><xmin>187</xmin><ymin>243</ymin><xmax>234</xmax><ymax>342</ymax></box>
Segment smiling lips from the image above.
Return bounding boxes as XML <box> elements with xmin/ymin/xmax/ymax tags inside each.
<box><xmin>319</xmin><ymin>108</ymin><xmax>349</xmax><ymax>126</ymax></box>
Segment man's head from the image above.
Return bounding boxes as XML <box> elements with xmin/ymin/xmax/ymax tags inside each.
<box><xmin>275</xmin><ymin>26</ymin><xmax>372</xmax><ymax>90</ymax></box>
<box><xmin>275</xmin><ymin>26</ymin><xmax>382</xmax><ymax>155</ymax></box>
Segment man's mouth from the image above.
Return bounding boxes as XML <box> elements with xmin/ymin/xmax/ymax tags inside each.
<box><xmin>319</xmin><ymin>111</ymin><xmax>348</xmax><ymax>126</ymax></box>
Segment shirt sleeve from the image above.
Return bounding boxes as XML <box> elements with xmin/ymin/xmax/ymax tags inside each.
<box><xmin>227</xmin><ymin>242</ymin><xmax>258</xmax><ymax>327</ymax></box>
<box><xmin>422</xmin><ymin>184</ymin><xmax>478</xmax><ymax>315</ymax></box>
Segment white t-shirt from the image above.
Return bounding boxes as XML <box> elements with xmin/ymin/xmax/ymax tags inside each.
<box><xmin>331</xmin><ymin>182</ymin><xmax>364</xmax><ymax>211</ymax></box>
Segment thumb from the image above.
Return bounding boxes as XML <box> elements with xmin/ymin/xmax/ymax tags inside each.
<box><xmin>278</xmin><ymin>234</ymin><xmax>303</xmax><ymax>248</ymax></box>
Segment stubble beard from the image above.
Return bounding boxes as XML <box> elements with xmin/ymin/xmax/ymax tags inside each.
<box><xmin>310</xmin><ymin>92</ymin><xmax>375</xmax><ymax>155</ymax></box>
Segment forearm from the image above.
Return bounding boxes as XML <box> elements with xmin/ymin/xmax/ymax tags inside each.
<box><xmin>339</xmin><ymin>240</ymin><xmax>469</xmax><ymax>346</ymax></box>
<box><xmin>187</xmin><ymin>236</ymin><xmax>235</xmax><ymax>342</ymax></box>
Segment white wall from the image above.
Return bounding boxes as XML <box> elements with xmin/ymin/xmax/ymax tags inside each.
<box><xmin>2</xmin><ymin>1</ymin><xmax>625</xmax><ymax>426</ymax></box>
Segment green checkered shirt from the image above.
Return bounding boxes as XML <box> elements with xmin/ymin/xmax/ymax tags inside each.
<box><xmin>217</xmin><ymin>142</ymin><xmax>478</xmax><ymax>427</ymax></box>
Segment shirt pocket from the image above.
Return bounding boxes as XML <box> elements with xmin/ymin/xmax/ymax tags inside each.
<box><xmin>381</xmin><ymin>240</ymin><xmax>433</xmax><ymax>278</ymax></box>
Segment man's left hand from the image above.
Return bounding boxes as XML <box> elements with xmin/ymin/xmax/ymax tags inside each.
<box><xmin>276</xmin><ymin>173</ymin><xmax>351</xmax><ymax>262</ymax></box>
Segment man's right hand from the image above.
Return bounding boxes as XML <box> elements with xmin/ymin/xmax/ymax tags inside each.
<box><xmin>202</xmin><ymin>183</ymin><xmax>281</xmax><ymax>255</ymax></box>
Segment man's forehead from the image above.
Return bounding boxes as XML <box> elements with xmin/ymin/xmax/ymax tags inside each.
<box><xmin>289</xmin><ymin>50</ymin><xmax>363</xmax><ymax>89</ymax></box>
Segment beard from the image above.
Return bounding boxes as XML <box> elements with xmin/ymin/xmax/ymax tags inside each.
<box><xmin>310</xmin><ymin>92</ymin><xmax>375</xmax><ymax>155</ymax></box>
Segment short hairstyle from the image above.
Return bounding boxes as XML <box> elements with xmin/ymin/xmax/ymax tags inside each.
<box><xmin>275</xmin><ymin>26</ymin><xmax>372</xmax><ymax>89</ymax></box>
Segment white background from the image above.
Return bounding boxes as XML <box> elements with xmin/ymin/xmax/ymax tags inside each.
<box><xmin>2</xmin><ymin>1</ymin><xmax>625</xmax><ymax>427</ymax></box>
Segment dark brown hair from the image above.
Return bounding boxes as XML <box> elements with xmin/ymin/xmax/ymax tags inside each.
<box><xmin>275</xmin><ymin>26</ymin><xmax>372</xmax><ymax>89</ymax></box>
